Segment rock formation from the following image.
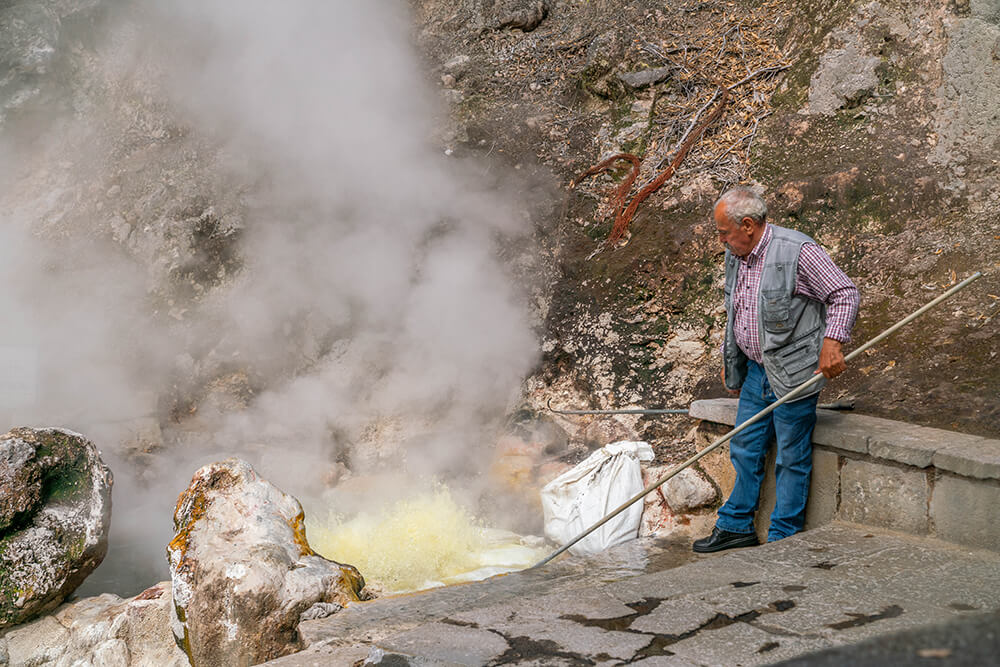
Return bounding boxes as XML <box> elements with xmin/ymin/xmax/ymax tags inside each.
<box><xmin>0</xmin><ymin>581</ymin><xmax>187</xmax><ymax>667</ymax></box>
<box><xmin>442</xmin><ymin>0</ymin><xmax>552</xmax><ymax>33</ymax></box>
<box><xmin>0</xmin><ymin>428</ymin><xmax>113</xmax><ymax>629</ymax></box>
<box><xmin>167</xmin><ymin>458</ymin><xmax>366</xmax><ymax>666</ymax></box>
<box><xmin>640</xmin><ymin>465</ymin><xmax>719</xmax><ymax>540</ymax></box>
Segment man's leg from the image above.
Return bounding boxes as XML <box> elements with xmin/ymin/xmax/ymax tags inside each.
<box><xmin>714</xmin><ymin>360</ymin><xmax>776</xmax><ymax>535</ymax></box>
<box><xmin>767</xmin><ymin>391</ymin><xmax>820</xmax><ymax>541</ymax></box>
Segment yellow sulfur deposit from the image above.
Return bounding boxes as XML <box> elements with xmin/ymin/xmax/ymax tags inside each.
<box><xmin>306</xmin><ymin>486</ymin><xmax>548</xmax><ymax>594</ymax></box>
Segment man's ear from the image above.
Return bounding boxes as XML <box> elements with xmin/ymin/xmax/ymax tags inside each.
<box><xmin>740</xmin><ymin>217</ymin><xmax>756</xmax><ymax>234</ymax></box>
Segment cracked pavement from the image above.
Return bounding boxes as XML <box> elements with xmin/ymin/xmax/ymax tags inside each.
<box><xmin>264</xmin><ymin>522</ymin><xmax>1000</xmax><ymax>666</ymax></box>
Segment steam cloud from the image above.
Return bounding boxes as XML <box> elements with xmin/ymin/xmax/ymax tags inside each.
<box><xmin>0</xmin><ymin>0</ymin><xmax>541</xmax><ymax>591</ymax></box>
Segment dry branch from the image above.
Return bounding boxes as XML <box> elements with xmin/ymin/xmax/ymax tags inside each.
<box><xmin>568</xmin><ymin>2</ymin><xmax>792</xmax><ymax>251</ymax></box>
<box><xmin>571</xmin><ymin>153</ymin><xmax>642</xmax><ymax>222</ymax></box>
<box><xmin>604</xmin><ymin>86</ymin><xmax>729</xmax><ymax>246</ymax></box>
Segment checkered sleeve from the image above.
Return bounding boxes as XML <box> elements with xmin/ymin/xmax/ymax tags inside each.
<box><xmin>795</xmin><ymin>243</ymin><xmax>860</xmax><ymax>343</ymax></box>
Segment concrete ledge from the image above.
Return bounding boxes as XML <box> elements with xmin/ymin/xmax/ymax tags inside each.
<box><xmin>690</xmin><ymin>398</ymin><xmax>1000</xmax><ymax>477</ymax></box>
<box><xmin>813</xmin><ymin>411</ymin><xmax>878</xmax><ymax>455</ymax></box>
<box><xmin>689</xmin><ymin>398</ymin><xmax>1000</xmax><ymax>551</ymax></box>
<box><xmin>867</xmin><ymin>424</ymin><xmax>941</xmax><ymax>468</ymax></box>
<box><xmin>933</xmin><ymin>437</ymin><xmax>1000</xmax><ymax>480</ymax></box>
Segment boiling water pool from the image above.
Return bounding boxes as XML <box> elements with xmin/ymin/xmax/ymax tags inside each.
<box><xmin>306</xmin><ymin>487</ymin><xmax>550</xmax><ymax>594</ymax></box>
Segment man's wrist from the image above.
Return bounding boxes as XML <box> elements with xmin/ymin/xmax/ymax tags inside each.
<box><xmin>823</xmin><ymin>322</ymin><xmax>851</xmax><ymax>343</ymax></box>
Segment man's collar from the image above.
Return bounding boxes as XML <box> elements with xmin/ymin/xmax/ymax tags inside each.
<box><xmin>741</xmin><ymin>224</ymin><xmax>771</xmax><ymax>263</ymax></box>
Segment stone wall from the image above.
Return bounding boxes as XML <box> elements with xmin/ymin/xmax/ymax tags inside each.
<box><xmin>690</xmin><ymin>399</ymin><xmax>1000</xmax><ymax>551</ymax></box>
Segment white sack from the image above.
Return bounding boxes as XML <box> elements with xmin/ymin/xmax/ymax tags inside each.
<box><xmin>540</xmin><ymin>440</ymin><xmax>654</xmax><ymax>556</ymax></box>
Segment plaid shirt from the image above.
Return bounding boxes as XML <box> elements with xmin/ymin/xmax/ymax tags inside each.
<box><xmin>732</xmin><ymin>225</ymin><xmax>860</xmax><ymax>363</ymax></box>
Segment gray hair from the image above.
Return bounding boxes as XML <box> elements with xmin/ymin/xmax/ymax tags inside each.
<box><xmin>715</xmin><ymin>187</ymin><xmax>767</xmax><ymax>225</ymax></box>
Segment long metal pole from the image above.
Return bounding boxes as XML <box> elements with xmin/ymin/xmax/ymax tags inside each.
<box><xmin>547</xmin><ymin>401</ymin><xmax>690</xmax><ymax>415</ymax></box>
<box><xmin>532</xmin><ymin>271</ymin><xmax>983</xmax><ymax>568</ymax></box>
<box><xmin>545</xmin><ymin>399</ymin><xmax>855</xmax><ymax>416</ymax></box>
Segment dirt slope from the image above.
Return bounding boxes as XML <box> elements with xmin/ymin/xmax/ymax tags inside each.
<box><xmin>414</xmin><ymin>0</ymin><xmax>1000</xmax><ymax>450</ymax></box>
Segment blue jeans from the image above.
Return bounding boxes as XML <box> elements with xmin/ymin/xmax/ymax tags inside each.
<box><xmin>715</xmin><ymin>360</ymin><xmax>819</xmax><ymax>541</ymax></box>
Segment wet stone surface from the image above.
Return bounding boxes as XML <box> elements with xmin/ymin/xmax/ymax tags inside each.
<box><xmin>265</xmin><ymin>523</ymin><xmax>1000</xmax><ymax>666</ymax></box>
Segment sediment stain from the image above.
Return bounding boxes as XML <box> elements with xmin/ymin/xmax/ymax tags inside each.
<box><xmin>627</xmin><ymin>609</ymin><xmax>765</xmax><ymax>662</ymax></box>
<box><xmin>559</xmin><ymin>597</ymin><xmax>799</xmax><ymax>664</ymax></box>
<box><xmin>828</xmin><ymin>604</ymin><xmax>903</xmax><ymax>630</ymax></box>
<box><xmin>560</xmin><ymin>597</ymin><xmax>664</xmax><ymax>632</ymax></box>
<box><xmin>486</xmin><ymin>632</ymin><xmax>600</xmax><ymax>666</ymax></box>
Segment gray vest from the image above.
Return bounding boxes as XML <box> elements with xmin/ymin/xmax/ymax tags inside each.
<box><xmin>723</xmin><ymin>225</ymin><xmax>827</xmax><ymax>399</ymax></box>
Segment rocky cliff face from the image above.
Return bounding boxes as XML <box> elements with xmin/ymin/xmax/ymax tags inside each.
<box><xmin>412</xmin><ymin>0</ymin><xmax>1000</xmax><ymax>448</ymax></box>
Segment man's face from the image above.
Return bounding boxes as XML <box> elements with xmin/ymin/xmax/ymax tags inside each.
<box><xmin>714</xmin><ymin>203</ymin><xmax>757</xmax><ymax>257</ymax></box>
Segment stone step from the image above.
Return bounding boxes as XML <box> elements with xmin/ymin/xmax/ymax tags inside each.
<box><xmin>688</xmin><ymin>399</ymin><xmax>1000</xmax><ymax>551</ymax></box>
<box><xmin>265</xmin><ymin>522</ymin><xmax>1000</xmax><ymax>666</ymax></box>
<box><xmin>688</xmin><ymin>398</ymin><xmax>1000</xmax><ymax>480</ymax></box>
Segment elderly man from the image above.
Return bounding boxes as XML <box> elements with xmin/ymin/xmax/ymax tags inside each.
<box><xmin>693</xmin><ymin>187</ymin><xmax>860</xmax><ymax>553</ymax></box>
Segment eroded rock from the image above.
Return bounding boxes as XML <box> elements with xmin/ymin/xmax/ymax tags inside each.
<box><xmin>450</xmin><ymin>0</ymin><xmax>551</xmax><ymax>33</ymax></box>
<box><xmin>0</xmin><ymin>428</ymin><xmax>113</xmax><ymax>629</ymax></box>
<box><xmin>618</xmin><ymin>66</ymin><xmax>673</xmax><ymax>90</ymax></box>
<box><xmin>581</xmin><ymin>417</ymin><xmax>637</xmax><ymax>450</ymax></box>
<box><xmin>933</xmin><ymin>15</ymin><xmax>1000</xmax><ymax>164</ymax></box>
<box><xmin>167</xmin><ymin>458</ymin><xmax>365</xmax><ymax>666</ymax></box>
<box><xmin>659</xmin><ymin>467</ymin><xmax>717</xmax><ymax>512</ymax></box>
<box><xmin>1</xmin><ymin>582</ymin><xmax>187</xmax><ymax>667</ymax></box>
<box><xmin>0</xmin><ymin>2</ymin><xmax>61</xmax><ymax>118</ymax></box>
<box><xmin>640</xmin><ymin>466</ymin><xmax>718</xmax><ymax>539</ymax></box>
<box><xmin>442</xmin><ymin>54</ymin><xmax>471</xmax><ymax>79</ymax></box>
<box><xmin>807</xmin><ymin>32</ymin><xmax>881</xmax><ymax>114</ymax></box>
<box><xmin>583</xmin><ymin>29</ymin><xmax>626</xmax><ymax>98</ymax></box>
<box><xmin>491</xmin><ymin>0</ymin><xmax>551</xmax><ymax>31</ymax></box>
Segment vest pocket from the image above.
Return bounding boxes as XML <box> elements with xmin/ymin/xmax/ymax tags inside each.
<box><xmin>760</xmin><ymin>289</ymin><xmax>790</xmax><ymax>332</ymax></box>
<box><xmin>773</xmin><ymin>329</ymin><xmax>821</xmax><ymax>375</ymax></box>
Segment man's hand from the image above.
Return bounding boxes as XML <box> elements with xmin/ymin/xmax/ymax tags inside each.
<box><xmin>720</xmin><ymin>366</ymin><xmax>739</xmax><ymax>396</ymax></box>
<box><xmin>815</xmin><ymin>337</ymin><xmax>847</xmax><ymax>379</ymax></box>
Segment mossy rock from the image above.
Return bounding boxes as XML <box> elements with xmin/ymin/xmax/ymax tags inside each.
<box><xmin>0</xmin><ymin>428</ymin><xmax>113</xmax><ymax>629</ymax></box>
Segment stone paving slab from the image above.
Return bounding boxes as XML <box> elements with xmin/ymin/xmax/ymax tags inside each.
<box><xmin>379</xmin><ymin>623</ymin><xmax>510</xmax><ymax>665</ymax></box>
<box><xmin>881</xmin><ymin>558</ymin><xmax>1000</xmax><ymax>614</ymax></box>
<box><xmin>447</xmin><ymin>590</ymin><xmax>654</xmax><ymax>661</ymax></box>
<box><xmin>267</xmin><ymin>523</ymin><xmax>1000</xmax><ymax>666</ymax></box>
<box><xmin>686</xmin><ymin>398</ymin><xmax>739</xmax><ymax>426</ymax></box>
<box><xmin>727</xmin><ymin>530</ymin><xmax>889</xmax><ymax>571</ymax></box>
<box><xmin>769</xmin><ymin>609</ymin><xmax>1000</xmax><ymax>667</ymax></box>
<box><xmin>630</xmin><ymin>656</ymin><xmax>703</xmax><ymax>666</ymax></box>
<box><xmin>667</xmin><ymin>619</ymin><xmax>837</xmax><ymax>667</ymax></box>
<box><xmin>605</xmin><ymin>556</ymin><xmax>776</xmax><ymax>603</ymax></box>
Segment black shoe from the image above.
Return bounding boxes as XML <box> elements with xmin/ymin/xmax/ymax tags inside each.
<box><xmin>692</xmin><ymin>527</ymin><xmax>759</xmax><ymax>553</ymax></box>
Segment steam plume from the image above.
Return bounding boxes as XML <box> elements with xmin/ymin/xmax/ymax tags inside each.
<box><xmin>0</xmin><ymin>0</ymin><xmax>541</xmax><ymax>592</ymax></box>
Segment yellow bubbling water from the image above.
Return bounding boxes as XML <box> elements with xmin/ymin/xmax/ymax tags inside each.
<box><xmin>306</xmin><ymin>486</ymin><xmax>547</xmax><ymax>594</ymax></box>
